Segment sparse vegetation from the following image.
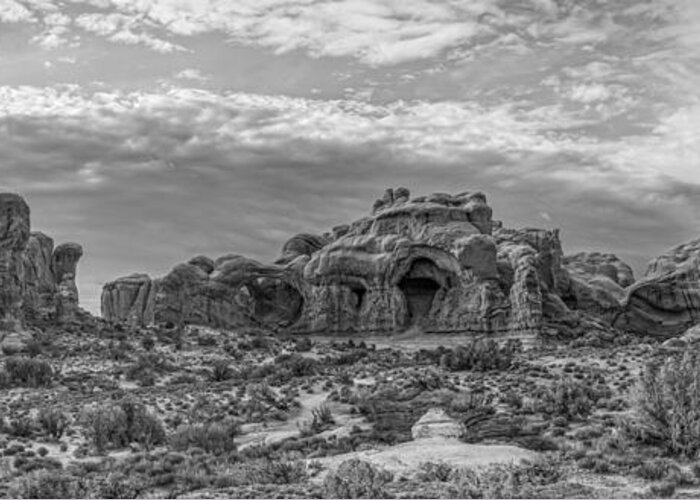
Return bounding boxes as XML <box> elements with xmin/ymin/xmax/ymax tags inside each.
<box><xmin>632</xmin><ymin>351</ymin><xmax>700</xmax><ymax>457</ymax></box>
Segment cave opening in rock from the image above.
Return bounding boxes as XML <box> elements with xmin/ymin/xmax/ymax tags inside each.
<box><xmin>247</xmin><ymin>278</ymin><xmax>304</xmax><ymax>327</ymax></box>
<box><xmin>398</xmin><ymin>258</ymin><xmax>444</xmax><ymax>326</ymax></box>
<box><xmin>350</xmin><ymin>285</ymin><xmax>367</xmax><ymax>311</ymax></box>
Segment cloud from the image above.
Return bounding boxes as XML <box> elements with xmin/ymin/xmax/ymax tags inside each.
<box><xmin>2</xmin><ymin>0</ymin><xmax>682</xmax><ymax>66</ymax></box>
<box><xmin>0</xmin><ymin>0</ymin><xmax>35</xmax><ymax>23</ymax></box>
<box><xmin>1</xmin><ymin>83</ymin><xmax>700</xmax><ymax>314</ymax></box>
<box><xmin>74</xmin><ymin>12</ymin><xmax>185</xmax><ymax>52</ymax></box>
<box><xmin>174</xmin><ymin>68</ymin><xmax>210</xmax><ymax>82</ymax></box>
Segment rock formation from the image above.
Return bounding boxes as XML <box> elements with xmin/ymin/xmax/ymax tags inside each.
<box><xmin>560</xmin><ymin>252</ymin><xmax>634</xmax><ymax>323</ymax></box>
<box><xmin>0</xmin><ymin>193</ymin><xmax>84</xmax><ymax>332</ymax></box>
<box><xmin>613</xmin><ymin>239</ymin><xmax>700</xmax><ymax>337</ymax></box>
<box><xmin>102</xmin><ymin>188</ymin><xmax>579</xmax><ymax>338</ymax></box>
<box><xmin>100</xmin><ymin>186</ymin><xmax>700</xmax><ymax>340</ymax></box>
<box><xmin>101</xmin><ymin>273</ymin><xmax>155</xmax><ymax>327</ymax></box>
<box><xmin>411</xmin><ymin>408</ymin><xmax>465</xmax><ymax>440</ymax></box>
<box><xmin>0</xmin><ymin>194</ymin><xmax>31</xmax><ymax>332</ymax></box>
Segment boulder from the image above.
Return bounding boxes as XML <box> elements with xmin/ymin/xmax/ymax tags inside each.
<box><xmin>411</xmin><ymin>408</ymin><xmax>465</xmax><ymax>440</ymax></box>
<box><xmin>0</xmin><ymin>331</ymin><xmax>34</xmax><ymax>355</ymax></box>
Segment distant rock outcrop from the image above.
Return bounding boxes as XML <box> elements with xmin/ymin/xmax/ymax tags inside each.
<box><xmin>561</xmin><ymin>252</ymin><xmax>634</xmax><ymax>323</ymax></box>
<box><xmin>99</xmin><ymin>187</ymin><xmax>700</xmax><ymax>340</ymax></box>
<box><xmin>101</xmin><ymin>188</ymin><xmax>578</xmax><ymax>339</ymax></box>
<box><xmin>101</xmin><ymin>273</ymin><xmax>155</xmax><ymax>326</ymax></box>
<box><xmin>614</xmin><ymin>239</ymin><xmax>700</xmax><ymax>337</ymax></box>
<box><xmin>0</xmin><ymin>193</ymin><xmax>85</xmax><ymax>332</ymax></box>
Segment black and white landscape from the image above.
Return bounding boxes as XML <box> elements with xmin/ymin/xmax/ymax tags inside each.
<box><xmin>1</xmin><ymin>1</ymin><xmax>700</xmax><ymax>498</ymax></box>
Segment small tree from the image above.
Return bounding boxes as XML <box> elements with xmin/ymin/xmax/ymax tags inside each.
<box><xmin>634</xmin><ymin>351</ymin><xmax>700</xmax><ymax>457</ymax></box>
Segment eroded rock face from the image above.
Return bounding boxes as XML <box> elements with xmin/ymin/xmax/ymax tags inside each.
<box><xmin>0</xmin><ymin>194</ymin><xmax>31</xmax><ymax>332</ymax></box>
<box><xmin>101</xmin><ymin>273</ymin><xmax>155</xmax><ymax>326</ymax></box>
<box><xmin>561</xmin><ymin>252</ymin><xmax>634</xmax><ymax>323</ymax></box>
<box><xmin>614</xmin><ymin>239</ymin><xmax>700</xmax><ymax>337</ymax></box>
<box><xmin>101</xmin><ymin>188</ymin><xmax>580</xmax><ymax>338</ymax></box>
<box><xmin>0</xmin><ymin>193</ymin><xmax>84</xmax><ymax>331</ymax></box>
<box><xmin>51</xmin><ymin>243</ymin><xmax>83</xmax><ymax>322</ymax></box>
<box><xmin>23</xmin><ymin>232</ymin><xmax>55</xmax><ymax>313</ymax></box>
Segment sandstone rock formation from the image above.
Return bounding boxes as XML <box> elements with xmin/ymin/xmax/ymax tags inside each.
<box><xmin>0</xmin><ymin>193</ymin><xmax>84</xmax><ymax>332</ymax></box>
<box><xmin>411</xmin><ymin>408</ymin><xmax>465</xmax><ymax>440</ymax></box>
<box><xmin>560</xmin><ymin>252</ymin><xmax>634</xmax><ymax>323</ymax></box>
<box><xmin>102</xmin><ymin>188</ymin><xmax>576</xmax><ymax>338</ymax></box>
<box><xmin>101</xmin><ymin>273</ymin><xmax>155</xmax><ymax>327</ymax></box>
<box><xmin>0</xmin><ymin>194</ymin><xmax>31</xmax><ymax>332</ymax></box>
<box><xmin>52</xmin><ymin>243</ymin><xmax>83</xmax><ymax>322</ymax></box>
<box><xmin>613</xmin><ymin>238</ymin><xmax>700</xmax><ymax>337</ymax></box>
<box><xmin>100</xmin><ymin>186</ymin><xmax>700</xmax><ymax>340</ymax></box>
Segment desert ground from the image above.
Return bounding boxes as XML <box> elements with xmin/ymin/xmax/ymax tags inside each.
<box><xmin>1</xmin><ymin>316</ymin><xmax>699</xmax><ymax>499</ymax></box>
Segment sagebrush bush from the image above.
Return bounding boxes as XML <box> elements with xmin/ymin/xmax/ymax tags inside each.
<box><xmin>533</xmin><ymin>378</ymin><xmax>603</xmax><ymax>420</ymax></box>
<box><xmin>9</xmin><ymin>470</ymin><xmax>84</xmax><ymax>499</ymax></box>
<box><xmin>170</xmin><ymin>418</ymin><xmax>240</xmax><ymax>455</ymax></box>
<box><xmin>82</xmin><ymin>397</ymin><xmax>165</xmax><ymax>452</ymax></box>
<box><xmin>37</xmin><ymin>408</ymin><xmax>69</xmax><ymax>439</ymax></box>
<box><xmin>452</xmin><ymin>457</ymin><xmax>563</xmax><ymax>499</ymax></box>
<box><xmin>440</xmin><ymin>339</ymin><xmax>520</xmax><ymax>372</ymax></box>
<box><xmin>633</xmin><ymin>351</ymin><xmax>700</xmax><ymax>457</ymax></box>
<box><xmin>323</xmin><ymin>459</ymin><xmax>393</xmax><ymax>499</ymax></box>
<box><xmin>4</xmin><ymin>356</ymin><xmax>53</xmax><ymax>387</ymax></box>
<box><xmin>208</xmin><ymin>359</ymin><xmax>233</xmax><ymax>382</ymax></box>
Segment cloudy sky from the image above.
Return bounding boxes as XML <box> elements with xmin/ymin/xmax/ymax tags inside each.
<box><xmin>1</xmin><ymin>0</ymin><xmax>699</xmax><ymax>314</ymax></box>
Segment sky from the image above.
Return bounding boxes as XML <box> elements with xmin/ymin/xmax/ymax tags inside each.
<box><xmin>1</xmin><ymin>0</ymin><xmax>699</xmax><ymax>315</ymax></box>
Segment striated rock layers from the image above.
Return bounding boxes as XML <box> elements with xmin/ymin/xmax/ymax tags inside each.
<box><xmin>613</xmin><ymin>239</ymin><xmax>700</xmax><ymax>337</ymax></box>
<box><xmin>0</xmin><ymin>193</ymin><xmax>84</xmax><ymax>332</ymax></box>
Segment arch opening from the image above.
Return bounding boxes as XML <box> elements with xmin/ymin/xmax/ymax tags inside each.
<box><xmin>247</xmin><ymin>278</ymin><xmax>304</xmax><ymax>327</ymax></box>
<box><xmin>350</xmin><ymin>284</ymin><xmax>367</xmax><ymax>312</ymax></box>
<box><xmin>398</xmin><ymin>257</ymin><xmax>445</xmax><ymax>327</ymax></box>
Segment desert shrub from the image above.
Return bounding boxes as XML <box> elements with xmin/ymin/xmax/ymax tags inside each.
<box><xmin>3</xmin><ymin>417</ymin><xmax>36</xmax><ymax>438</ymax></box>
<box><xmin>632</xmin><ymin>351</ymin><xmax>700</xmax><ymax>457</ymax></box>
<box><xmin>4</xmin><ymin>356</ymin><xmax>53</xmax><ymax>387</ymax></box>
<box><xmin>209</xmin><ymin>359</ymin><xmax>233</xmax><ymax>382</ymax></box>
<box><xmin>125</xmin><ymin>352</ymin><xmax>174</xmax><ymax>386</ymax></box>
<box><xmin>452</xmin><ymin>457</ymin><xmax>563</xmax><ymax>499</ymax></box>
<box><xmin>634</xmin><ymin>458</ymin><xmax>681</xmax><ymax>482</ymax></box>
<box><xmin>8</xmin><ymin>469</ymin><xmax>141</xmax><ymax>499</ymax></box>
<box><xmin>9</xmin><ymin>470</ymin><xmax>85</xmax><ymax>499</ymax></box>
<box><xmin>140</xmin><ymin>336</ymin><xmax>155</xmax><ymax>351</ymax></box>
<box><xmin>532</xmin><ymin>378</ymin><xmax>603</xmax><ymax>420</ymax></box>
<box><xmin>293</xmin><ymin>336</ymin><xmax>313</xmax><ymax>352</ymax></box>
<box><xmin>300</xmin><ymin>404</ymin><xmax>335</xmax><ymax>436</ymax></box>
<box><xmin>440</xmin><ymin>339</ymin><xmax>520</xmax><ymax>372</ymax></box>
<box><xmin>170</xmin><ymin>418</ymin><xmax>240</xmax><ymax>455</ymax></box>
<box><xmin>323</xmin><ymin>459</ymin><xmax>393</xmax><ymax>499</ymax></box>
<box><xmin>416</xmin><ymin>461</ymin><xmax>455</xmax><ymax>482</ymax></box>
<box><xmin>37</xmin><ymin>408</ymin><xmax>69</xmax><ymax>439</ymax></box>
<box><xmin>25</xmin><ymin>339</ymin><xmax>42</xmax><ymax>357</ymax></box>
<box><xmin>276</xmin><ymin>353</ymin><xmax>318</xmax><ymax>377</ymax></box>
<box><xmin>82</xmin><ymin>397</ymin><xmax>165</xmax><ymax>452</ymax></box>
<box><xmin>196</xmin><ymin>332</ymin><xmax>218</xmax><ymax>347</ymax></box>
<box><xmin>247</xmin><ymin>458</ymin><xmax>308</xmax><ymax>485</ymax></box>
